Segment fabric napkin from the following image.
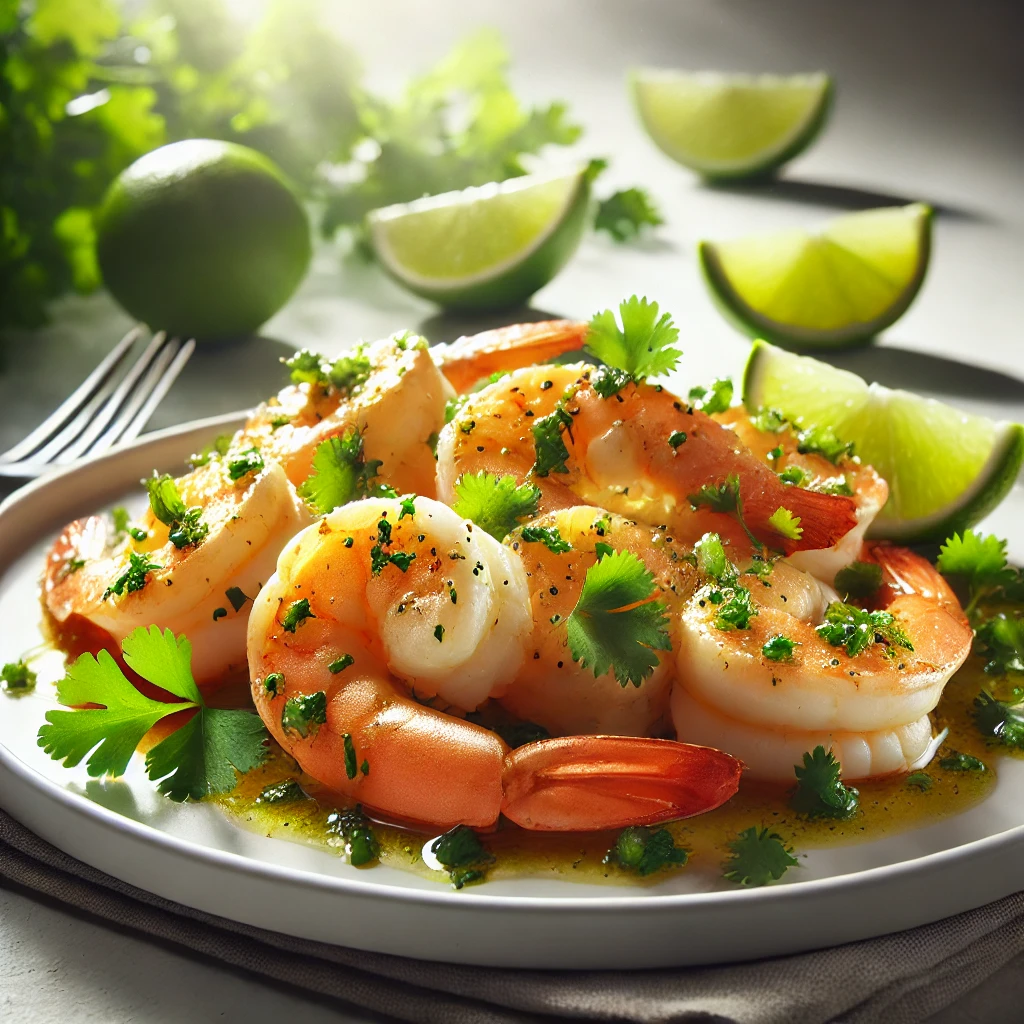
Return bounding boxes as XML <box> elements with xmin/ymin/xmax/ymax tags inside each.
<box><xmin>1</xmin><ymin>808</ymin><xmax>1021</xmax><ymax>1024</ymax></box>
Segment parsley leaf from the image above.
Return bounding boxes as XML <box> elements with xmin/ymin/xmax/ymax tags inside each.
<box><xmin>37</xmin><ymin>625</ymin><xmax>267</xmax><ymax>799</ymax></box>
<box><xmin>584</xmin><ymin>296</ymin><xmax>682</xmax><ymax>383</ymax></box>
<box><xmin>531</xmin><ymin>406</ymin><xmax>574</xmax><ymax>477</ymax></box>
<box><xmin>564</xmin><ymin>548</ymin><xmax>672</xmax><ymax>688</ymax></box>
<box><xmin>519</xmin><ymin>525</ymin><xmax>573</xmax><ymax>554</ymax></box>
<box><xmin>298</xmin><ymin>430</ymin><xmax>396</xmax><ymax>515</ymax></box>
<box><xmin>2</xmin><ymin>660</ymin><xmax>37</xmax><ymax>695</ymax></box>
<box><xmin>973</xmin><ymin>690</ymin><xmax>1024</xmax><ymax>748</ymax></box>
<box><xmin>790</xmin><ymin>746</ymin><xmax>860</xmax><ymax>820</ymax></box>
<box><xmin>768</xmin><ymin>507</ymin><xmax>803</xmax><ymax>540</ymax></box>
<box><xmin>593</xmin><ymin>188</ymin><xmax>664</xmax><ymax>242</ymax></box>
<box><xmin>833</xmin><ymin>561</ymin><xmax>883</xmax><ymax>599</ymax></box>
<box><xmin>603</xmin><ymin>826</ymin><xmax>688</xmax><ymax>876</ymax></box>
<box><xmin>723</xmin><ymin>827</ymin><xmax>799</xmax><ymax>887</ymax></box>
<box><xmin>816</xmin><ymin>602</ymin><xmax>913</xmax><ymax>657</ymax></box>
<box><xmin>452</xmin><ymin>472</ymin><xmax>540</xmax><ymax>541</ymax></box>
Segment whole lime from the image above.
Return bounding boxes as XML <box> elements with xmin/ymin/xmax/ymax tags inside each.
<box><xmin>96</xmin><ymin>139</ymin><xmax>312</xmax><ymax>341</ymax></box>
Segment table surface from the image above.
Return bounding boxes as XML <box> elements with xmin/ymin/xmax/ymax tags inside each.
<box><xmin>2</xmin><ymin>1</ymin><xmax>1023</xmax><ymax>1020</ymax></box>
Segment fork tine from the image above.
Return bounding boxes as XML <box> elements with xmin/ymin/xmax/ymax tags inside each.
<box><xmin>90</xmin><ymin>337</ymin><xmax>195</xmax><ymax>453</ymax></box>
<box><xmin>52</xmin><ymin>332</ymin><xmax>173</xmax><ymax>465</ymax></box>
<box><xmin>0</xmin><ymin>326</ymin><xmax>143</xmax><ymax>464</ymax></box>
<box><xmin>113</xmin><ymin>338</ymin><xmax>196</xmax><ymax>448</ymax></box>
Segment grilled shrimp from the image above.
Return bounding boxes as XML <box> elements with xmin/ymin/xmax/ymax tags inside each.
<box><xmin>246</xmin><ymin>496</ymin><xmax>742</xmax><ymax>831</ymax></box>
<box><xmin>436</xmin><ymin>365</ymin><xmax>860</xmax><ymax>555</ymax></box>
<box><xmin>670</xmin><ymin>543</ymin><xmax>973</xmax><ymax>780</ymax></box>
<box><xmin>45</xmin><ymin>460</ymin><xmax>312</xmax><ymax>686</ymax></box>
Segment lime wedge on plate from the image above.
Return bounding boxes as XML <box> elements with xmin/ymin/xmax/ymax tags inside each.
<box><xmin>368</xmin><ymin>168</ymin><xmax>590</xmax><ymax>311</ymax></box>
<box><xmin>631</xmin><ymin>70</ymin><xmax>832</xmax><ymax>180</ymax></box>
<box><xmin>700</xmin><ymin>204</ymin><xmax>932</xmax><ymax>350</ymax></box>
<box><xmin>743</xmin><ymin>340</ymin><xmax>1024</xmax><ymax>543</ymax></box>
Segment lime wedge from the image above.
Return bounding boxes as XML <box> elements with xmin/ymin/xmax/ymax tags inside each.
<box><xmin>368</xmin><ymin>168</ymin><xmax>590</xmax><ymax>311</ymax></box>
<box><xmin>631</xmin><ymin>70</ymin><xmax>832</xmax><ymax>180</ymax></box>
<box><xmin>742</xmin><ymin>340</ymin><xmax>1024</xmax><ymax>542</ymax></box>
<box><xmin>700</xmin><ymin>204</ymin><xmax>932</xmax><ymax>350</ymax></box>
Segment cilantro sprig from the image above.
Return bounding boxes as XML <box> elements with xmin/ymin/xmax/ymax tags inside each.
<box><xmin>298</xmin><ymin>430</ymin><xmax>397</xmax><ymax>515</ymax></box>
<box><xmin>452</xmin><ymin>472</ymin><xmax>540</xmax><ymax>541</ymax></box>
<box><xmin>583</xmin><ymin>296</ymin><xmax>682</xmax><ymax>391</ymax></box>
<box><xmin>790</xmin><ymin>746</ymin><xmax>860</xmax><ymax>820</ymax></box>
<box><xmin>564</xmin><ymin>548</ymin><xmax>671</xmax><ymax>688</ymax></box>
<box><xmin>37</xmin><ymin>626</ymin><xmax>268</xmax><ymax>801</ymax></box>
<box><xmin>723</xmin><ymin>827</ymin><xmax>799</xmax><ymax>887</ymax></box>
<box><xmin>816</xmin><ymin>602</ymin><xmax>913</xmax><ymax>658</ymax></box>
<box><xmin>593</xmin><ymin>188</ymin><xmax>664</xmax><ymax>242</ymax></box>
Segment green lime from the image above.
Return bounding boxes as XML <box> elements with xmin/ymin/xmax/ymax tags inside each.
<box><xmin>96</xmin><ymin>139</ymin><xmax>311</xmax><ymax>341</ymax></box>
<box><xmin>367</xmin><ymin>168</ymin><xmax>590</xmax><ymax>311</ymax></box>
<box><xmin>700</xmin><ymin>204</ymin><xmax>932</xmax><ymax>350</ymax></box>
<box><xmin>631</xmin><ymin>70</ymin><xmax>832</xmax><ymax>180</ymax></box>
<box><xmin>742</xmin><ymin>340</ymin><xmax>1024</xmax><ymax>543</ymax></box>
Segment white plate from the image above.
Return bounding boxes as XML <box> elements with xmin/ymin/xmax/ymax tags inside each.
<box><xmin>2</xmin><ymin>416</ymin><xmax>1024</xmax><ymax>969</ymax></box>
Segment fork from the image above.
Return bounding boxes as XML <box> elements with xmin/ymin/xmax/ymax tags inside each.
<box><xmin>0</xmin><ymin>327</ymin><xmax>195</xmax><ymax>479</ymax></box>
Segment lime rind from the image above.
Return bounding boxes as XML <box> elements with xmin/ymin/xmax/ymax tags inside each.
<box><xmin>701</xmin><ymin>204</ymin><xmax>933</xmax><ymax>351</ymax></box>
<box><xmin>368</xmin><ymin>169</ymin><xmax>590</xmax><ymax>311</ymax></box>
<box><xmin>742</xmin><ymin>340</ymin><xmax>1024</xmax><ymax>543</ymax></box>
<box><xmin>631</xmin><ymin>70</ymin><xmax>833</xmax><ymax>181</ymax></box>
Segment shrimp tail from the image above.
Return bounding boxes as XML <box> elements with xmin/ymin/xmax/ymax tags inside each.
<box><xmin>500</xmin><ymin>735</ymin><xmax>743</xmax><ymax>831</ymax></box>
<box><xmin>745</xmin><ymin>483</ymin><xmax>860</xmax><ymax>553</ymax></box>
<box><xmin>438</xmin><ymin>320</ymin><xmax>589</xmax><ymax>393</ymax></box>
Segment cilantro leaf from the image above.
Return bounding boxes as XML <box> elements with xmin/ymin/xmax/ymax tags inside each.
<box><xmin>694</xmin><ymin>532</ymin><xmax>732</xmax><ymax>581</ymax></box>
<box><xmin>282</xmin><ymin>599</ymin><xmax>315</xmax><ymax>633</ymax></box>
<box><xmin>688</xmin><ymin>378</ymin><xmax>734</xmax><ymax>415</ymax></box>
<box><xmin>257</xmin><ymin>779</ymin><xmax>308</xmax><ymax>805</ymax></box>
<box><xmin>768</xmin><ymin>507</ymin><xmax>803</xmax><ymax>541</ymax></box>
<box><xmin>976</xmin><ymin>615</ymin><xmax>1024</xmax><ymax>675</ymax></box>
<box><xmin>688</xmin><ymin>474</ymin><xmax>762</xmax><ymax>552</ymax></box>
<box><xmin>762</xmin><ymin>635</ymin><xmax>796</xmax><ymax>662</ymax></box>
<box><xmin>723</xmin><ymin>827</ymin><xmax>799</xmax><ymax>887</ymax></box>
<box><xmin>816</xmin><ymin>602</ymin><xmax>914</xmax><ymax>657</ymax></box>
<box><xmin>452</xmin><ymin>472</ymin><xmax>540</xmax><ymax>541</ymax></box>
<box><xmin>603</xmin><ymin>826</ymin><xmax>688</xmax><ymax>876</ymax></box>
<box><xmin>906</xmin><ymin>772</ymin><xmax>933</xmax><ymax>792</ymax></box>
<box><xmin>593</xmin><ymin>188</ymin><xmax>664</xmax><ymax>242</ymax></box>
<box><xmin>790</xmin><ymin>746</ymin><xmax>860</xmax><ymax>820</ymax></box>
<box><xmin>284</xmin><ymin>349</ymin><xmax>329</xmax><ymax>386</ymax></box>
<box><xmin>2</xmin><ymin>660</ymin><xmax>38</xmax><ymax>695</ymax></box>
<box><xmin>519</xmin><ymin>525</ymin><xmax>573</xmax><ymax>554</ymax></box>
<box><xmin>281</xmin><ymin>691</ymin><xmax>327</xmax><ymax>738</ymax></box>
<box><xmin>145</xmin><ymin>474</ymin><xmax>208</xmax><ymax>549</ymax></box>
<box><xmin>103</xmin><ymin>551</ymin><xmax>162</xmax><ymax>600</ymax></box>
<box><xmin>531</xmin><ymin>406</ymin><xmax>573</xmax><ymax>477</ymax></box>
<box><xmin>973</xmin><ymin>690</ymin><xmax>1024</xmax><ymax>748</ymax></box>
<box><xmin>189</xmin><ymin>434</ymin><xmax>232</xmax><ymax>469</ymax></box>
<box><xmin>711</xmin><ymin>585</ymin><xmax>757</xmax><ymax>631</ymax></box>
<box><xmin>834</xmin><ymin>561</ymin><xmax>883</xmax><ymax>599</ymax></box>
<box><xmin>329</xmin><ymin>349</ymin><xmax>374</xmax><ymax>393</ymax></box>
<box><xmin>584</xmin><ymin>296</ymin><xmax>681</xmax><ymax>382</ymax></box>
<box><xmin>564</xmin><ymin>548</ymin><xmax>672</xmax><ymax>688</ymax></box>
<box><xmin>939</xmin><ymin>751</ymin><xmax>986</xmax><ymax>772</ymax></box>
<box><xmin>797</xmin><ymin>426</ymin><xmax>854</xmax><ymax>463</ymax></box>
<box><xmin>298</xmin><ymin>430</ymin><xmax>396</xmax><ymax>515</ymax></box>
<box><xmin>937</xmin><ymin>530</ymin><xmax>1008</xmax><ymax>585</ymax></box>
<box><xmin>227</xmin><ymin>447</ymin><xmax>264</xmax><ymax>481</ymax></box>
<box><xmin>121</xmin><ymin>625</ymin><xmax>202</xmax><ymax>704</ymax></box>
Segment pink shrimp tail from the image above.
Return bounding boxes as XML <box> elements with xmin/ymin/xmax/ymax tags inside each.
<box><xmin>743</xmin><ymin>483</ymin><xmax>860</xmax><ymax>553</ymax></box>
<box><xmin>501</xmin><ymin>735</ymin><xmax>742</xmax><ymax>831</ymax></box>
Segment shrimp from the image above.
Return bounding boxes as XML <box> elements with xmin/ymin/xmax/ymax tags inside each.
<box><xmin>500</xmin><ymin>505</ymin><xmax>699</xmax><ymax>737</ymax></box>
<box><xmin>45</xmin><ymin>459</ymin><xmax>313</xmax><ymax>687</ymax></box>
<box><xmin>436</xmin><ymin>365</ymin><xmax>860</xmax><ymax>555</ymax></box>
<box><xmin>670</xmin><ymin>543</ymin><xmax>973</xmax><ymax>780</ymax></box>
<box><xmin>246</xmin><ymin>495</ymin><xmax>742</xmax><ymax>830</ymax></box>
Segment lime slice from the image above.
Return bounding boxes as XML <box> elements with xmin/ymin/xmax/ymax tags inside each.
<box><xmin>700</xmin><ymin>204</ymin><xmax>932</xmax><ymax>350</ymax></box>
<box><xmin>631</xmin><ymin>70</ymin><xmax>832</xmax><ymax>180</ymax></box>
<box><xmin>742</xmin><ymin>340</ymin><xmax>1024</xmax><ymax>542</ymax></box>
<box><xmin>368</xmin><ymin>168</ymin><xmax>590</xmax><ymax>311</ymax></box>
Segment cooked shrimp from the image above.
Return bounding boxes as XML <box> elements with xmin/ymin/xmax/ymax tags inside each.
<box><xmin>670</xmin><ymin>542</ymin><xmax>973</xmax><ymax>780</ymax></box>
<box><xmin>500</xmin><ymin>505</ymin><xmax>698</xmax><ymax>736</ymax></box>
<box><xmin>436</xmin><ymin>366</ymin><xmax>860</xmax><ymax>555</ymax></box>
<box><xmin>247</xmin><ymin>495</ymin><xmax>742</xmax><ymax>830</ymax></box>
<box><xmin>45</xmin><ymin>460</ymin><xmax>313</xmax><ymax>687</ymax></box>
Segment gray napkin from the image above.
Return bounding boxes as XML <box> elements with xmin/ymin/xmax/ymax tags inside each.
<box><xmin>1</xmin><ymin>809</ymin><xmax>1021</xmax><ymax>1024</ymax></box>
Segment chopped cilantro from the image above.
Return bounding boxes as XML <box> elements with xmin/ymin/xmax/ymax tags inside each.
<box><xmin>188</xmin><ymin>433</ymin><xmax>233</xmax><ymax>469</ymax></box>
<box><xmin>342</xmin><ymin>733</ymin><xmax>358</xmax><ymax>779</ymax></box>
<box><xmin>723</xmin><ymin>827</ymin><xmax>799</xmax><ymax>887</ymax></box>
<box><xmin>593</xmin><ymin>187</ymin><xmax>664</xmax><ymax>242</ymax></box>
<box><xmin>128</xmin><ymin>527</ymin><xmax>148</xmax><ymax>542</ymax></box>
<box><xmin>778</xmin><ymin>465</ymin><xmax>808</xmax><ymax>487</ymax></box>
<box><xmin>399</xmin><ymin>496</ymin><xmax>417</xmax><ymax>519</ymax></box>
<box><xmin>145</xmin><ymin>474</ymin><xmax>208</xmax><ymax>549</ymax></box>
<box><xmin>712</xmin><ymin>585</ymin><xmax>757</xmax><ymax>631</ymax></box>
<box><xmin>694</xmin><ymin>532</ymin><xmax>731</xmax><ymax>581</ymax></box>
<box><xmin>298</xmin><ymin>430</ymin><xmax>396</xmax><ymax>515</ymax></box>
<box><xmin>973</xmin><ymin>690</ymin><xmax>1024</xmax><ymax>748</ymax></box>
<box><xmin>762</xmin><ymin>635</ymin><xmax>796</xmax><ymax>662</ymax></box>
<box><xmin>37</xmin><ymin>625</ymin><xmax>268</xmax><ymax>801</ymax></box>
<box><xmin>227</xmin><ymin>447</ymin><xmax>264</xmax><ymax>481</ymax></box>
<box><xmin>327</xmin><ymin>807</ymin><xmax>380</xmax><ymax>866</ymax></box>
<box><xmin>906</xmin><ymin>772</ymin><xmax>933</xmax><ymax>792</ymax></box>
<box><xmin>328</xmin><ymin>349</ymin><xmax>373</xmax><ymax>393</ymax></box>
<box><xmin>370</xmin><ymin>516</ymin><xmax>416</xmax><ymax>576</ymax></box>
<box><xmin>225</xmin><ymin>587</ymin><xmax>249</xmax><ymax>613</ymax></box>
<box><xmin>603</xmin><ymin>826</ymin><xmax>688</xmax><ymax>876</ymax></box>
<box><xmin>797</xmin><ymin>425</ymin><xmax>854</xmax><ymax>463</ymax></box>
<box><xmin>564</xmin><ymin>548</ymin><xmax>671</xmax><ymax>688</ymax></box>
<box><xmin>752</xmin><ymin>407</ymin><xmax>788</xmax><ymax>433</ymax></box>
<box><xmin>263</xmin><ymin>673</ymin><xmax>285</xmax><ymax>698</ymax></box>
<box><xmin>976</xmin><ymin>615</ymin><xmax>1024</xmax><ymax>675</ymax></box>
<box><xmin>790</xmin><ymin>746</ymin><xmax>860</xmax><ymax>820</ymax></box>
<box><xmin>531</xmin><ymin>405</ymin><xmax>573</xmax><ymax>476</ymax></box>
<box><xmin>688</xmin><ymin>474</ymin><xmax>762</xmax><ymax>551</ymax></box>
<box><xmin>688</xmin><ymin>378</ymin><xmax>733</xmax><ymax>415</ymax></box>
<box><xmin>212</xmin><ymin>607</ymin><xmax>227</xmax><ymax>621</ymax></box>
<box><xmin>939</xmin><ymin>750</ymin><xmax>986</xmax><ymax>773</ymax></box>
<box><xmin>282</xmin><ymin>599</ymin><xmax>315</xmax><ymax>633</ymax></box>
<box><xmin>816</xmin><ymin>476</ymin><xmax>854</xmax><ymax>496</ymax></box>
<box><xmin>584</xmin><ymin>296</ymin><xmax>681</xmax><ymax>384</ymax></box>
<box><xmin>452</xmin><ymin>472</ymin><xmax>540</xmax><ymax>541</ymax></box>
<box><xmin>257</xmin><ymin>779</ymin><xmax>307</xmax><ymax>804</ymax></box>
<box><xmin>936</xmin><ymin>530</ymin><xmax>1022</xmax><ymax>622</ymax></box>
<box><xmin>103</xmin><ymin>551</ymin><xmax>162</xmax><ymax>600</ymax></box>
<box><xmin>329</xmin><ymin>654</ymin><xmax>355</xmax><ymax>674</ymax></box>
<box><xmin>834</xmin><ymin>562</ymin><xmax>883</xmax><ymax>599</ymax></box>
<box><xmin>2</xmin><ymin>660</ymin><xmax>37</xmax><ymax>695</ymax></box>
<box><xmin>768</xmin><ymin>506</ymin><xmax>802</xmax><ymax>540</ymax></box>
<box><xmin>270</xmin><ymin>415</ymin><xmax>292</xmax><ymax>430</ymax></box>
<box><xmin>668</xmin><ymin>430</ymin><xmax>687</xmax><ymax>448</ymax></box>
<box><xmin>816</xmin><ymin>602</ymin><xmax>913</xmax><ymax>657</ymax></box>
<box><xmin>281</xmin><ymin>691</ymin><xmax>327</xmax><ymax>738</ymax></box>
<box><xmin>434</xmin><ymin>624</ymin><xmax>445</xmax><ymax>643</ymax></box>
<box><xmin>284</xmin><ymin>349</ymin><xmax>328</xmax><ymax>386</ymax></box>
<box><xmin>430</xmin><ymin>824</ymin><xmax>495</xmax><ymax>889</ymax></box>
<box><xmin>519</xmin><ymin>525</ymin><xmax>572</xmax><ymax>554</ymax></box>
